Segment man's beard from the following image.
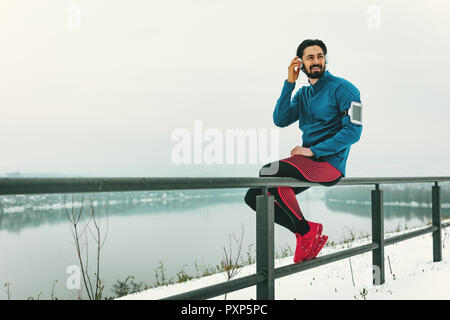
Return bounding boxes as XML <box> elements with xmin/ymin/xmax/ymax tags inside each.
<box><xmin>304</xmin><ymin>64</ymin><xmax>326</xmax><ymax>79</ymax></box>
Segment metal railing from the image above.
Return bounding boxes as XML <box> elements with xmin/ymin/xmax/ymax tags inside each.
<box><xmin>1</xmin><ymin>176</ymin><xmax>449</xmax><ymax>300</ymax></box>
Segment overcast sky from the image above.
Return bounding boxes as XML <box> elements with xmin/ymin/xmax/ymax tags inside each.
<box><xmin>0</xmin><ymin>0</ymin><xmax>449</xmax><ymax>178</ymax></box>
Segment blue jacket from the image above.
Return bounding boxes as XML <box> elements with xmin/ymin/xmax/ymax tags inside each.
<box><xmin>273</xmin><ymin>70</ymin><xmax>362</xmax><ymax>177</ymax></box>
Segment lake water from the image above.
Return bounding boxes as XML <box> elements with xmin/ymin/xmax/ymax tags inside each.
<box><xmin>0</xmin><ymin>186</ymin><xmax>448</xmax><ymax>300</ymax></box>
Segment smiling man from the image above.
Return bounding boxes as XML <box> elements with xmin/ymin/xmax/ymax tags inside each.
<box><xmin>245</xmin><ymin>39</ymin><xmax>363</xmax><ymax>263</ymax></box>
<box><xmin>297</xmin><ymin>43</ymin><xmax>327</xmax><ymax>83</ymax></box>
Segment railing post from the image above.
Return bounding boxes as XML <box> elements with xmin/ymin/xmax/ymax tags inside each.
<box><xmin>371</xmin><ymin>184</ymin><xmax>385</xmax><ymax>285</ymax></box>
<box><xmin>256</xmin><ymin>187</ymin><xmax>275</xmax><ymax>300</ymax></box>
<box><xmin>432</xmin><ymin>182</ymin><xmax>442</xmax><ymax>262</ymax></box>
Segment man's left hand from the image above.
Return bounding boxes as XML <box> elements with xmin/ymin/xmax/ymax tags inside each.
<box><xmin>290</xmin><ymin>145</ymin><xmax>314</xmax><ymax>157</ymax></box>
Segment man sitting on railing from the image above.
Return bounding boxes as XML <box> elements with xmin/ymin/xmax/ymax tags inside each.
<box><xmin>245</xmin><ymin>39</ymin><xmax>363</xmax><ymax>263</ymax></box>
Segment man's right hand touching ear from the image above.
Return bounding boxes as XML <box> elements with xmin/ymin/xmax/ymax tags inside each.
<box><xmin>288</xmin><ymin>56</ymin><xmax>302</xmax><ymax>83</ymax></box>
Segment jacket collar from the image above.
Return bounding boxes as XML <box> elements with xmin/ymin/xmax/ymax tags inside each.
<box><xmin>308</xmin><ymin>70</ymin><xmax>332</xmax><ymax>93</ymax></box>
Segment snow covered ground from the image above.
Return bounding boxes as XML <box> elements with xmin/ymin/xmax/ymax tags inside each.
<box><xmin>119</xmin><ymin>225</ymin><xmax>450</xmax><ymax>300</ymax></box>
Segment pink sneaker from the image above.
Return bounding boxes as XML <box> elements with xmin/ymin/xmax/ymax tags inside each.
<box><xmin>293</xmin><ymin>222</ymin><xmax>322</xmax><ymax>263</ymax></box>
